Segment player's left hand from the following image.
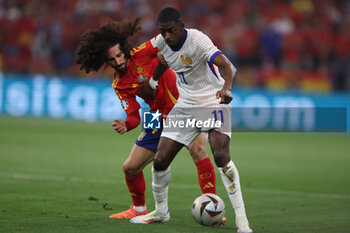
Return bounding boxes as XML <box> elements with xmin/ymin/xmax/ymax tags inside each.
<box><xmin>112</xmin><ymin>119</ymin><xmax>127</xmax><ymax>134</ymax></box>
<box><xmin>216</xmin><ymin>89</ymin><xmax>232</xmax><ymax>104</ymax></box>
<box><xmin>138</xmin><ymin>82</ymin><xmax>156</xmax><ymax>101</ymax></box>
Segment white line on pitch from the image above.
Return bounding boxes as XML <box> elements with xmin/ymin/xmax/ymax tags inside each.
<box><xmin>1</xmin><ymin>172</ymin><xmax>350</xmax><ymax>200</ymax></box>
<box><xmin>0</xmin><ymin>172</ymin><xmax>117</xmax><ymax>184</ymax></box>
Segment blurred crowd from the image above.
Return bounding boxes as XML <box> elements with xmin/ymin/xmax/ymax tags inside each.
<box><xmin>1</xmin><ymin>0</ymin><xmax>350</xmax><ymax>92</ymax></box>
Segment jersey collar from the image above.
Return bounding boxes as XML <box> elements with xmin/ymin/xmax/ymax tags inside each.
<box><xmin>170</xmin><ymin>28</ymin><xmax>188</xmax><ymax>52</ymax></box>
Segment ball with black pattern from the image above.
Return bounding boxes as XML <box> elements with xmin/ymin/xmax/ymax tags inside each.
<box><xmin>191</xmin><ymin>193</ymin><xmax>225</xmax><ymax>226</ymax></box>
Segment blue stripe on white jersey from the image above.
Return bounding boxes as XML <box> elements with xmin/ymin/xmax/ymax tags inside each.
<box><xmin>210</xmin><ymin>51</ymin><xmax>222</xmax><ymax>63</ymax></box>
<box><xmin>207</xmin><ymin>62</ymin><xmax>220</xmax><ymax>80</ymax></box>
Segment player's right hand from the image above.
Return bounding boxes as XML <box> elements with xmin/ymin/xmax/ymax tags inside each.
<box><xmin>112</xmin><ymin>119</ymin><xmax>127</xmax><ymax>134</ymax></box>
<box><xmin>216</xmin><ymin>88</ymin><xmax>233</xmax><ymax>104</ymax></box>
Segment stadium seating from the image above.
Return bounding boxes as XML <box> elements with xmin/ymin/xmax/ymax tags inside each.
<box><xmin>0</xmin><ymin>0</ymin><xmax>349</xmax><ymax>91</ymax></box>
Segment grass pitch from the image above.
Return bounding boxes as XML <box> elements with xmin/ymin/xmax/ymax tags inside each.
<box><xmin>0</xmin><ymin>116</ymin><xmax>349</xmax><ymax>233</ymax></box>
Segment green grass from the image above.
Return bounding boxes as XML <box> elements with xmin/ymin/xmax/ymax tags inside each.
<box><xmin>0</xmin><ymin>116</ymin><xmax>350</xmax><ymax>233</ymax></box>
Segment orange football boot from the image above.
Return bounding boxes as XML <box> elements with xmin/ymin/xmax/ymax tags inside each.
<box><xmin>216</xmin><ymin>217</ymin><xmax>227</xmax><ymax>226</ymax></box>
<box><xmin>109</xmin><ymin>205</ymin><xmax>148</xmax><ymax>219</ymax></box>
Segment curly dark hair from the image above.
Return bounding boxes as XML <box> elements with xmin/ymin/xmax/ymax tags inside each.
<box><xmin>76</xmin><ymin>18</ymin><xmax>141</xmax><ymax>73</ymax></box>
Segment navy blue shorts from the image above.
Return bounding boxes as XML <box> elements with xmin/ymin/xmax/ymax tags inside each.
<box><xmin>135</xmin><ymin>128</ymin><xmax>162</xmax><ymax>152</ymax></box>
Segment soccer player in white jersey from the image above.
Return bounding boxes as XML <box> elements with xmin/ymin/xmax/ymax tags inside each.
<box><xmin>131</xmin><ymin>7</ymin><xmax>253</xmax><ymax>233</ymax></box>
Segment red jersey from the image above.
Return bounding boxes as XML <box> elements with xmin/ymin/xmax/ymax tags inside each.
<box><xmin>112</xmin><ymin>40</ymin><xmax>179</xmax><ymax>131</ymax></box>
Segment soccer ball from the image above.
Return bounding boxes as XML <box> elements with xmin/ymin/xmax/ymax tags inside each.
<box><xmin>191</xmin><ymin>193</ymin><xmax>225</xmax><ymax>226</ymax></box>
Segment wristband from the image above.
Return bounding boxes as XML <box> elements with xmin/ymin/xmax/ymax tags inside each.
<box><xmin>149</xmin><ymin>77</ymin><xmax>159</xmax><ymax>89</ymax></box>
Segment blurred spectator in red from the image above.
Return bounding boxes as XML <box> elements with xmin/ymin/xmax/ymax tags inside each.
<box><xmin>0</xmin><ymin>0</ymin><xmax>349</xmax><ymax>92</ymax></box>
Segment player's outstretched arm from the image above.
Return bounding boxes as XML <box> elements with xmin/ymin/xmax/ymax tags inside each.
<box><xmin>152</xmin><ymin>58</ymin><xmax>169</xmax><ymax>82</ymax></box>
<box><xmin>138</xmin><ymin>59</ymin><xmax>169</xmax><ymax>99</ymax></box>
<box><xmin>212</xmin><ymin>53</ymin><xmax>236</xmax><ymax>104</ymax></box>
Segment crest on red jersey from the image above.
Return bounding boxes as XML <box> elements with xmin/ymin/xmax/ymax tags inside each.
<box><xmin>121</xmin><ymin>99</ymin><xmax>129</xmax><ymax>110</ymax></box>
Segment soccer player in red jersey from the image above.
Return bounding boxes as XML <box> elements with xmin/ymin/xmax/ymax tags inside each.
<box><xmin>76</xmin><ymin>18</ymin><xmax>220</xmax><ymax>221</ymax></box>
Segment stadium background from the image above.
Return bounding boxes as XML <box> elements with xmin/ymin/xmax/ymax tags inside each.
<box><xmin>1</xmin><ymin>0</ymin><xmax>350</xmax><ymax>91</ymax></box>
<box><xmin>1</xmin><ymin>0</ymin><xmax>350</xmax><ymax>233</ymax></box>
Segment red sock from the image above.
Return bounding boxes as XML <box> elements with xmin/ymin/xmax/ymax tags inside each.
<box><xmin>195</xmin><ymin>157</ymin><xmax>216</xmax><ymax>194</ymax></box>
<box><xmin>125</xmin><ymin>171</ymin><xmax>146</xmax><ymax>206</ymax></box>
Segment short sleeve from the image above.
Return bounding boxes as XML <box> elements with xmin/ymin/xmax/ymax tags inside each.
<box><xmin>144</xmin><ymin>40</ymin><xmax>160</xmax><ymax>56</ymax></box>
<box><xmin>194</xmin><ymin>30</ymin><xmax>222</xmax><ymax>62</ymax></box>
<box><xmin>150</xmin><ymin>34</ymin><xmax>166</xmax><ymax>51</ymax></box>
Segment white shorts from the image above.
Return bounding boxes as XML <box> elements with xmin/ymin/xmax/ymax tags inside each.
<box><xmin>161</xmin><ymin>102</ymin><xmax>231</xmax><ymax>146</ymax></box>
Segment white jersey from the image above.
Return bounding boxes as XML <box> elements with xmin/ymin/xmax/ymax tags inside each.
<box><xmin>151</xmin><ymin>28</ymin><xmax>234</xmax><ymax>106</ymax></box>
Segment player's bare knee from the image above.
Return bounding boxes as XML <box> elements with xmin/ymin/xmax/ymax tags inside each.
<box><xmin>212</xmin><ymin>148</ymin><xmax>230</xmax><ymax>167</ymax></box>
<box><xmin>189</xmin><ymin>144</ymin><xmax>207</xmax><ymax>162</ymax></box>
<box><xmin>123</xmin><ymin>162</ymin><xmax>140</xmax><ymax>177</ymax></box>
<box><xmin>153</xmin><ymin>157</ymin><xmax>168</xmax><ymax>172</ymax></box>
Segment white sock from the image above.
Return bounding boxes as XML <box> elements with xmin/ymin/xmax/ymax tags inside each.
<box><xmin>133</xmin><ymin>205</ymin><xmax>146</xmax><ymax>212</ymax></box>
<box><xmin>218</xmin><ymin>160</ymin><xmax>250</xmax><ymax>228</ymax></box>
<box><xmin>152</xmin><ymin>166</ymin><xmax>171</xmax><ymax>215</ymax></box>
